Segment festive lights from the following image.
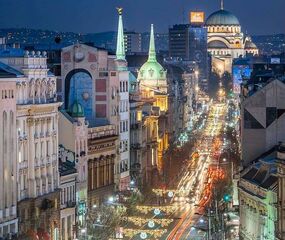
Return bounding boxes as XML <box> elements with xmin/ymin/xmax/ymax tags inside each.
<box><xmin>125</xmin><ymin>216</ymin><xmax>173</xmax><ymax>227</ymax></box>
<box><xmin>135</xmin><ymin>205</ymin><xmax>178</xmax><ymax>215</ymax></box>
<box><xmin>123</xmin><ymin>228</ymin><xmax>167</xmax><ymax>238</ymax></box>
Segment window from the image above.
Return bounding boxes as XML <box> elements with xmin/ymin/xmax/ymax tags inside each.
<box><xmin>99</xmin><ymin>72</ymin><xmax>108</xmax><ymax>77</ymax></box>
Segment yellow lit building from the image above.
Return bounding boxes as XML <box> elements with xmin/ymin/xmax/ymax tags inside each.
<box><xmin>138</xmin><ymin>24</ymin><xmax>169</xmax><ymax>177</ymax></box>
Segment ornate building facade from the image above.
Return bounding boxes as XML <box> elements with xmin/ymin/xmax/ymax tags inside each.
<box><xmin>206</xmin><ymin>1</ymin><xmax>258</xmax><ymax>74</ymax></box>
<box><xmin>58</xmin><ymin>146</ymin><xmax>77</xmax><ymax>240</ymax></box>
<box><xmin>0</xmin><ymin>49</ymin><xmax>61</xmax><ymax>239</ymax></box>
<box><xmin>0</xmin><ymin>74</ymin><xmax>18</xmax><ymax>238</ymax></box>
<box><xmin>138</xmin><ymin>24</ymin><xmax>169</xmax><ymax>181</ymax></box>
<box><xmin>60</xmin><ymin>12</ymin><xmax>131</xmax><ymax>191</ymax></box>
<box><xmin>239</xmin><ymin>149</ymin><xmax>278</xmax><ymax>240</ymax></box>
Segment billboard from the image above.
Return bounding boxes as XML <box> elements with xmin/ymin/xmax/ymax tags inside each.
<box><xmin>190</xmin><ymin>12</ymin><xmax>205</xmax><ymax>24</ymax></box>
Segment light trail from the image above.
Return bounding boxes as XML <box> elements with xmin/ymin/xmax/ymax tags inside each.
<box><xmin>168</xmin><ymin>102</ymin><xmax>227</xmax><ymax>240</ymax></box>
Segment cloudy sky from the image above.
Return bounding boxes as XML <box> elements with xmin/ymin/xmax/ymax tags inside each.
<box><xmin>0</xmin><ymin>0</ymin><xmax>284</xmax><ymax>35</ymax></box>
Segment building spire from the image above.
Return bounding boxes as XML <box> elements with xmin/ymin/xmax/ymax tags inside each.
<box><xmin>148</xmin><ymin>24</ymin><xmax>157</xmax><ymax>62</ymax></box>
<box><xmin>116</xmin><ymin>7</ymin><xmax>125</xmax><ymax>60</ymax></box>
<box><xmin>221</xmin><ymin>0</ymin><xmax>224</xmax><ymax>10</ymax></box>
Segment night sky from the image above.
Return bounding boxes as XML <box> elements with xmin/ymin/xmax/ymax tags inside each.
<box><xmin>0</xmin><ymin>0</ymin><xmax>284</xmax><ymax>35</ymax></box>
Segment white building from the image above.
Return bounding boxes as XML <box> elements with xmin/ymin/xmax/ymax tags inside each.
<box><xmin>0</xmin><ymin>73</ymin><xmax>18</xmax><ymax>238</ymax></box>
<box><xmin>58</xmin><ymin>146</ymin><xmax>77</xmax><ymax>240</ymax></box>
<box><xmin>0</xmin><ymin>48</ymin><xmax>61</xmax><ymax>238</ymax></box>
<box><xmin>206</xmin><ymin>1</ymin><xmax>258</xmax><ymax>74</ymax></box>
<box><xmin>115</xmin><ymin>9</ymin><xmax>131</xmax><ymax>190</ymax></box>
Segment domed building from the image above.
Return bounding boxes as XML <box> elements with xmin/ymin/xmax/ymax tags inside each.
<box><xmin>138</xmin><ymin>24</ymin><xmax>167</xmax><ymax>94</ymax></box>
<box><xmin>137</xmin><ymin>24</ymin><xmax>169</xmax><ymax>176</ymax></box>
<box><xmin>206</xmin><ymin>0</ymin><xmax>258</xmax><ymax>74</ymax></box>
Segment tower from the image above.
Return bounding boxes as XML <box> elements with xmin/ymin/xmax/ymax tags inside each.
<box><xmin>115</xmin><ymin>8</ymin><xmax>131</xmax><ymax>190</ymax></box>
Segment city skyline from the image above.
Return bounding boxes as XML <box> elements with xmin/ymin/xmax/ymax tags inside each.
<box><xmin>0</xmin><ymin>0</ymin><xmax>284</xmax><ymax>35</ymax></box>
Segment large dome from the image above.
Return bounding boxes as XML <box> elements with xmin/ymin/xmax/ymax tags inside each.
<box><xmin>139</xmin><ymin>61</ymin><xmax>166</xmax><ymax>81</ymax></box>
<box><xmin>206</xmin><ymin>10</ymin><xmax>240</xmax><ymax>26</ymax></box>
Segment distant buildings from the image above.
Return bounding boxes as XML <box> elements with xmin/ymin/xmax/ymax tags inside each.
<box><xmin>124</xmin><ymin>31</ymin><xmax>142</xmax><ymax>53</ymax></box>
<box><xmin>168</xmin><ymin>12</ymin><xmax>208</xmax><ymax>92</ymax></box>
<box><xmin>169</xmin><ymin>24</ymin><xmax>190</xmax><ymax>60</ymax></box>
<box><xmin>165</xmin><ymin>61</ymin><xmax>199</xmax><ymax>139</ymax></box>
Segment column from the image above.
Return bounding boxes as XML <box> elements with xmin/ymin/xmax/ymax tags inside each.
<box><xmin>0</xmin><ymin>111</ymin><xmax>4</xmax><ymax>212</ymax></box>
<box><xmin>96</xmin><ymin>161</ymin><xmax>100</xmax><ymax>188</ymax></box>
<box><xmin>27</xmin><ymin>118</ymin><xmax>36</xmax><ymax>198</ymax></box>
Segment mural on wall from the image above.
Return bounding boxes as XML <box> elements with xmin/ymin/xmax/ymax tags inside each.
<box><xmin>68</xmin><ymin>71</ymin><xmax>93</xmax><ymax>120</ymax></box>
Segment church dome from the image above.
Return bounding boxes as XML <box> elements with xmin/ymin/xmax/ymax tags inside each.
<box><xmin>70</xmin><ymin>100</ymin><xmax>84</xmax><ymax>118</ymax></box>
<box><xmin>138</xmin><ymin>24</ymin><xmax>167</xmax><ymax>90</ymax></box>
<box><xmin>139</xmin><ymin>61</ymin><xmax>166</xmax><ymax>83</ymax></box>
<box><xmin>206</xmin><ymin>10</ymin><xmax>240</xmax><ymax>26</ymax></box>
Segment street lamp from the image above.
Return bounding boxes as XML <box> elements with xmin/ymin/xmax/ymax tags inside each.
<box><xmin>108</xmin><ymin>196</ymin><xmax>114</xmax><ymax>204</ymax></box>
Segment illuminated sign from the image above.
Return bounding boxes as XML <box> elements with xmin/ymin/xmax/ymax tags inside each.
<box><xmin>190</xmin><ymin>12</ymin><xmax>205</xmax><ymax>24</ymax></box>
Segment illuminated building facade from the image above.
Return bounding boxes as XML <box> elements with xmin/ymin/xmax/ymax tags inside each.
<box><xmin>239</xmin><ymin>148</ymin><xmax>278</xmax><ymax>240</ymax></box>
<box><xmin>58</xmin><ymin>106</ymin><xmax>89</xmax><ymax>229</ymax></box>
<box><xmin>0</xmin><ymin>49</ymin><xmax>61</xmax><ymax>238</ymax></box>
<box><xmin>58</xmin><ymin>146</ymin><xmax>77</xmax><ymax>240</ymax></box>
<box><xmin>60</xmin><ymin>10</ymin><xmax>131</xmax><ymax>191</ymax></box>
<box><xmin>206</xmin><ymin>1</ymin><xmax>258</xmax><ymax>74</ymax></box>
<box><xmin>138</xmin><ymin>24</ymin><xmax>169</xmax><ymax>179</ymax></box>
<box><xmin>129</xmin><ymin>72</ymin><xmax>145</xmax><ymax>185</ymax></box>
<box><xmin>115</xmin><ymin>9</ymin><xmax>131</xmax><ymax>190</ymax></box>
<box><xmin>276</xmin><ymin>144</ymin><xmax>285</xmax><ymax>240</ymax></box>
<box><xmin>87</xmin><ymin>125</ymin><xmax>117</xmax><ymax>207</ymax></box>
<box><xmin>0</xmin><ymin>74</ymin><xmax>18</xmax><ymax>238</ymax></box>
<box><xmin>165</xmin><ymin>62</ymin><xmax>199</xmax><ymax>139</ymax></box>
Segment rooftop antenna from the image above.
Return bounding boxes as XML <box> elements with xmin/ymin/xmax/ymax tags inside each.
<box><xmin>221</xmin><ymin>0</ymin><xmax>224</xmax><ymax>10</ymax></box>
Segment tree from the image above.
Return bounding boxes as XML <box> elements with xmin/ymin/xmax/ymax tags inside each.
<box><xmin>85</xmin><ymin>204</ymin><xmax>127</xmax><ymax>240</ymax></box>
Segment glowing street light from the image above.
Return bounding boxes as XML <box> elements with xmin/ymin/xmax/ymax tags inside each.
<box><xmin>108</xmin><ymin>196</ymin><xmax>114</xmax><ymax>203</ymax></box>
